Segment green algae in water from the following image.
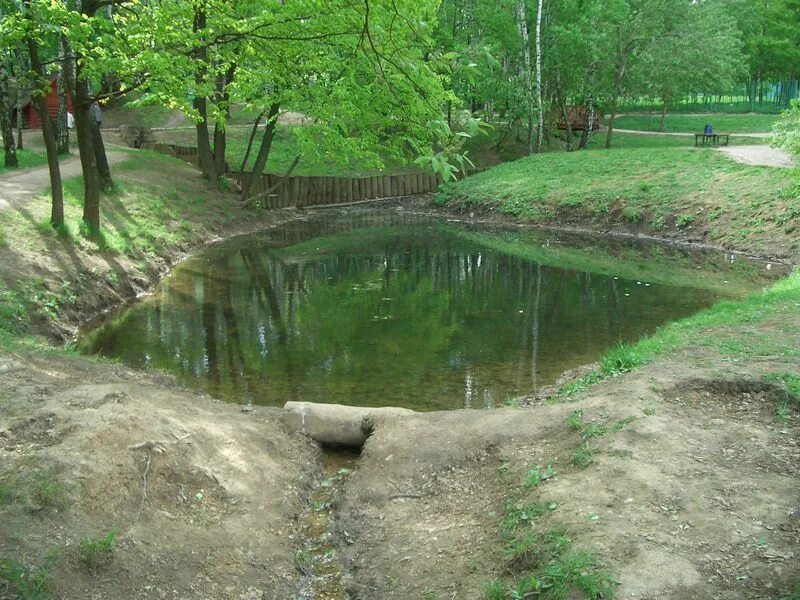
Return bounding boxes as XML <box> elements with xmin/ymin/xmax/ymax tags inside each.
<box><xmin>78</xmin><ymin>210</ymin><xmax>782</xmax><ymax>410</ymax></box>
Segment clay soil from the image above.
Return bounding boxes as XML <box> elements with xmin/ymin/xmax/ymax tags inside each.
<box><xmin>1</xmin><ymin>157</ymin><xmax>798</xmax><ymax>599</ymax></box>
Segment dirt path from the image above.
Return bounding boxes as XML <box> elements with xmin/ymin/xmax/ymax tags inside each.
<box><xmin>0</xmin><ymin>150</ymin><xmax>128</xmax><ymax>211</ymax></box>
<box><xmin>718</xmin><ymin>144</ymin><xmax>796</xmax><ymax>168</ymax></box>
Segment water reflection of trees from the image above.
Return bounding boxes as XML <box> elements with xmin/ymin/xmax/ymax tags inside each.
<box><xmin>86</xmin><ymin>228</ymin><xmax>719</xmax><ymax>410</ymax></box>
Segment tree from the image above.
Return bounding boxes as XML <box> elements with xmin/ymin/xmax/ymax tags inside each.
<box><xmin>772</xmin><ymin>99</ymin><xmax>800</xmax><ymax>157</ymax></box>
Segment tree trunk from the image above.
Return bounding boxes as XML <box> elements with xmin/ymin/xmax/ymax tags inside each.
<box><xmin>239</xmin><ymin>109</ymin><xmax>267</xmax><ymax>173</ymax></box>
<box><xmin>27</xmin><ymin>36</ymin><xmax>64</xmax><ymax>226</ymax></box>
<box><xmin>193</xmin><ymin>4</ymin><xmax>219</xmax><ymax>182</ymax></box>
<box><xmin>659</xmin><ymin>102</ymin><xmax>667</xmax><ymax>132</ymax></box>
<box><xmin>241</xmin><ymin>102</ymin><xmax>280</xmax><ymax>200</ymax></box>
<box><xmin>605</xmin><ymin>30</ymin><xmax>626</xmax><ymax>150</ymax></box>
<box><xmin>579</xmin><ymin>59</ymin><xmax>597</xmax><ymax>150</ymax></box>
<box><xmin>212</xmin><ymin>64</ymin><xmax>236</xmax><ymax>176</ymax></box>
<box><xmin>74</xmin><ymin>76</ymin><xmax>102</xmax><ymax>233</ymax></box>
<box><xmin>534</xmin><ymin>0</ymin><xmax>544</xmax><ymax>153</ymax></box>
<box><xmin>91</xmin><ymin>115</ymin><xmax>112</xmax><ymax>190</ymax></box>
<box><xmin>14</xmin><ymin>47</ymin><xmax>24</xmax><ymax>150</ymax></box>
<box><xmin>554</xmin><ymin>70</ymin><xmax>573</xmax><ymax>151</ymax></box>
<box><xmin>56</xmin><ymin>38</ymin><xmax>69</xmax><ymax>155</ymax></box>
<box><xmin>515</xmin><ymin>0</ymin><xmax>535</xmax><ymax>155</ymax></box>
<box><xmin>0</xmin><ymin>57</ymin><xmax>18</xmax><ymax>168</ymax></box>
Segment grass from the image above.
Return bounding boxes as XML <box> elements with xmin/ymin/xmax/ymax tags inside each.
<box><xmin>438</xmin><ymin>144</ymin><xmax>798</xmax><ymax>257</ymax></box>
<box><xmin>611</xmin><ymin>114</ymin><xmax>779</xmax><ymax>134</ymax></box>
<box><xmin>79</xmin><ymin>531</ymin><xmax>117</xmax><ymax>572</ymax></box>
<box><xmin>28</xmin><ymin>470</ymin><xmax>70</xmax><ymax>510</ymax></box>
<box><xmin>766</xmin><ymin>373</ymin><xmax>800</xmax><ymax>421</ymax></box>
<box><xmin>0</xmin><ymin>150</ymin><xmax>261</xmax><ymax>350</ymax></box>
<box><xmin>0</xmin><ymin>149</ymin><xmax>49</xmax><ymax>174</ymax></box>
<box><xmin>0</xmin><ymin>558</ymin><xmax>51</xmax><ymax>600</ymax></box>
<box><xmin>570</xmin><ymin>445</ymin><xmax>598</xmax><ymax>468</ymax></box>
<box><xmin>490</xmin><ymin>486</ymin><xmax>614</xmax><ymax>599</ymax></box>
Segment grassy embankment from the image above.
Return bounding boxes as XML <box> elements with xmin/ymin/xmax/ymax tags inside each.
<box><xmin>438</xmin><ymin>145</ymin><xmax>799</xmax><ymax>257</ymax></box>
<box><xmin>612</xmin><ymin>113</ymin><xmax>779</xmax><ymax>134</ymax></box>
<box><xmin>0</xmin><ymin>149</ymin><xmax>48</xmax><ymax>174</ymax></box>
<box><xmin>0</xmin><ymin>150</ymin><xmax>290</xmax><ymax>350</ymax></box>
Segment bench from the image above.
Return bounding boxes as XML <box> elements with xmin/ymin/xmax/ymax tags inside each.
<box><xmin>694</xmin><ymin>133</ymin><xmax>729</xmax><ymax>147</ymax></box>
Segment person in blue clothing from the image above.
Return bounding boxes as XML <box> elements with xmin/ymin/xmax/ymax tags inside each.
<box><xmin>704</xmin><ymin>124</ymin><xmax>713</xmax><ymax>135</ymax></box>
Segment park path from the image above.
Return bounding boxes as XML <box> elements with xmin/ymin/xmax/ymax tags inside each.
<box><xmin>0</xmin><ymin>150</ymin><xmax>127</xmax><ymax>211</ymax></box>
<box><xmin>718</xmin><ymin>145</ymin><xmax>796</xmax><ymax>168</ymax></box>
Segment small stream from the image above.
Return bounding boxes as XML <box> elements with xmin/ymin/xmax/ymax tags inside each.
<box><xmin>77</xmin><ymin>209</ymin><xmax>783</xmax><ymax>411</ymax></box>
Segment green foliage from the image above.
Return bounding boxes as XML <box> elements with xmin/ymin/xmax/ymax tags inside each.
<box><xmin>778</xmin><ymin>582</ymin><xmax>800</xmax><ymax>600</ymax></box>
<box><xmin>483</xmin><ymin>580</ymin><xmax>506</xmax><ymax>600</ymax></box>
<box><xmin>523</xmin><ymin>466</ymin><xmax>556</xmax><ymax>490</ymax></box>
<box><xmin>566</xmin><ymin>410</ymin><xmax>584</xmax><ymax>431</ymax></box>
<box><xmin>621</xmin><ymin>206</ymin><xmax>641</xmax><ymax>223</ymax></box>
<box><xmin>79</xmin><ymin>531</ymin><xmax>117</xmax><ymax>572</ymax></box>
<box><xmin>29</xmin><ymin>470</ymin><xmax>69</xmax><ymax>510</ymax></box>
<box><xmin>571</xmin><ymin>445</ymin><xmax>597</xmax><ymax>468</ymax></box>
<box><xmin>772</xmin><ymin>99</ymin><xmax>800</xmax><ymax>157</ymax></box>
<box><xmin>676</xmin><ymin>214</ymin><xmax>695</xmax><ymax>228</ymax></box>
<box><xmin>0</xmin><ymin>558</ymin><xmax>51</xmax><ymax>600</ymax></box>
<box><xmin>766</xmin><ymin>373</ymin><xmax>800</xmax><ymax>421</ymax></box>
<box><xmin>601</xmin><ymin>343</ymin><xmax>646</xmax><ymax>376</ymax></box>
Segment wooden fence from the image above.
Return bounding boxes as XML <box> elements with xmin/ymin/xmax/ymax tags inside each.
<box><xmin>151</xmin><ymin>143</ymin><xmax>200</xmax><ymax>165</ymax></box>
<box><xmin>231</xmin><ymin>168</ymin><xmax>483</xmax><ymax>209</ymax></box>
<box><xmin>144</xmin><ymin>139</ymin><xmax>483</xmax><ymax>208</ymax></box>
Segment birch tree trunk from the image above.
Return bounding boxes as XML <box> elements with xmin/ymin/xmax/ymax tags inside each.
<box><xmin>0</xmin><ymin>56</ymin><xmax>18</xmax><ymax>168</ymax></box>
<box><xmin>15</xmin><ymin>47</ymin><xmax>24</xmax><ymax>150</ymax></box>
<box><xmin>56</xmin><ymin>37</ymin><xmax>69</xmax><ymax>155</ymax></box>
<box><xmin>605</xmin><ymin>26</ymin><xmax>626</xmax><ymax>149</ymax></box>
<box><xmin>516</xmin><ymin>0</ymin><xmax>535</xmax><ymax>156</ymax></box>
<box><xmin>534</xmin><ymin>0</ymin><xmax>544</xmax><ymax>153</ymax></box>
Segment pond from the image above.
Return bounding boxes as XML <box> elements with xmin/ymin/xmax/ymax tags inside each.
<box><xmin>78</xmin><ymin>210</ymin><xmax>781</xmax><ymax>411</ymax></box>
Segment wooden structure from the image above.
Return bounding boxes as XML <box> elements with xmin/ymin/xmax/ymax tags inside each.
<box><xmin>119</xmin><ymin>125</ymin><xmax>156</xmax><ymax>149</ymax></box>
<box><xmin>144</xmin><ymin>141</ymin><xmax>483</xmax><ymax>207</ymax></box>
<box><xmin>150</xmin><ymin>142</ymin><xmax>199</xmax><ymax>164</ymax></box>
<box><xmin>694</xmin><ymin>133</ymin><xmax>730</xmax><ymax>147</ymax></box>
<box><xmin>232</xmin><ymin>168</ymin><xmax>482</xmax><ymax>209</ymax></box>
<box><xmin>18</xmin><ymin>76</ymin><xmax>73</xmax><ymax>129</ymax></box>
<box><xmin>556</xmin><ymin>105</ymin><xmax>602</xmax><ymax>131</ymax></box>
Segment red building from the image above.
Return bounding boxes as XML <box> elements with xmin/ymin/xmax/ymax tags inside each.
<box><xmin>556</xmin><ymin>105</ymin><xmax>603</xmax><ymax>131</ymax></box>
<box><xmin>18</xmin><ymin>76</ymin><xmax>74</xmax><ymax>129</ymax></box>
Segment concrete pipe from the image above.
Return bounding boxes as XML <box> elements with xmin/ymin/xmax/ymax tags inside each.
<box><xmin>282</xmin><ymin>401</ymin><xmax>415</xmax><ymax>447</ymax></box>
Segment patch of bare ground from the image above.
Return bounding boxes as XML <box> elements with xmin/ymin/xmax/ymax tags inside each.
<box><xmin>0</xmin><ymin>351</ymin><xmax>319</xmax><ymax>599</ymax></box>
<box><xmin>336</xmin><ymin>334</ymin><xmax>799</xmax><ymax>599</ymax></box>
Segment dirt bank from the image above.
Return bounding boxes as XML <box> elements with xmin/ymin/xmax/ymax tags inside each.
<box><xmin>1</xmin><ymin>156</ymin><xmax>799</xmax><ymax>598</ymax></box>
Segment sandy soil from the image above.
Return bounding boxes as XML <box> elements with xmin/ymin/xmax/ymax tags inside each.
<box><xmin>718</xmin><ymin>145</ymin><xmax>796</xmax><ymax>168</ymax></box>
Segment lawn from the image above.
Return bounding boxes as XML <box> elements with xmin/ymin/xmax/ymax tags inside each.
<box><xmin>0</xmin><ymin>149</ymin><xmax>49</xmax><ymax>174</ymax></box>
<box><xmin>611</xmin><ymin>113</ymin><xmax>779</xmax><ymax>134</ymax></box>
<box><xmin>437</xmin><ymin>145</ymin><xmax>799</xmax><ymax>256</ymax></box>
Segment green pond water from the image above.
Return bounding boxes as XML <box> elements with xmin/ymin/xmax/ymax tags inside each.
<box><xmin>78</xmin><ymin>210</ymin><xmax>782</xmax><ymax>411</ymax></box>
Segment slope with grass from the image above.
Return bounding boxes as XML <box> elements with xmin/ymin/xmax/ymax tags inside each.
<box><xmin>437</xmin><ymin>145</ymin><xmax>800</xmax><ymax>260</ymax></box>
<box><xmin>612</xmin><ymin>113</ymin><xmax>779</xmax><ymax>134</ymax></box>
<box><xmin>0</xmin><ymin>150</ymin><xmax>300</xmax><ymax>345</ymax></box>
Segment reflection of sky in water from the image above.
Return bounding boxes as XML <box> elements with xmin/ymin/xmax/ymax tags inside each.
<box><xmin>78</xmin><ymin>211</ymin><xmax>779</xmax><ymax>411</ymax></box>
